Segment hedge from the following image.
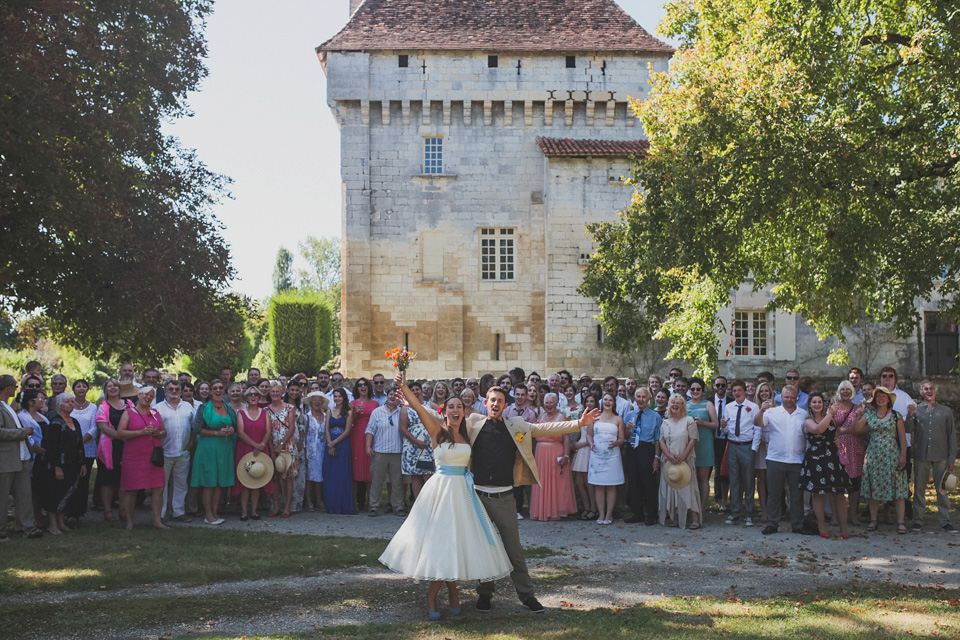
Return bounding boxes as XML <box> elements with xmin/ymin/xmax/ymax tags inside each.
<box><xmin>268</xmin><ymin>291</ymin><xmax>333</xmax><ymax>375</ymax></box>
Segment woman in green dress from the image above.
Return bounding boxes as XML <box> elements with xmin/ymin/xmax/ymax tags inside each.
<box><xmin>190</xmin><ymin>380</ymin><xmax>237</xmax><ymax>525</ymax></box>
<box><xmin>686</xmin><ymin>377</ymin><xmax>718</xmax><ymax>511</ymax></box>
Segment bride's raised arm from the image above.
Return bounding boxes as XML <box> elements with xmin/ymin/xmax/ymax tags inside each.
<box><xmin>394</xmin><ymin>373</ymin><xmax>443</xmax><ymax>443</ymax></box>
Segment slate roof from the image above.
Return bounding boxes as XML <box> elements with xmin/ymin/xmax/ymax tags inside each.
<box><xmin>536</xmin><ymin>137</ymin><xmax>649</xmax><ymax>157</ymax></box>
<box><xmin>318</xmin><ymin>0</ymin><xmax>674</xmax><ymax>54</ymax></box>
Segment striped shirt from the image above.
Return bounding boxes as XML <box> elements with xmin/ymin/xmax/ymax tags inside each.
<box><xmin>365</xmin><ymin>404</ymin><xmax>404</xmax><ymax>453</ymax></box>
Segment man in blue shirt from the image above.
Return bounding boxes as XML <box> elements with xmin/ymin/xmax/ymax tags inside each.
<box><xmin>622</xmin><ymin>387</ymin><xmax>662</xmax><ymax>525</ymax></box>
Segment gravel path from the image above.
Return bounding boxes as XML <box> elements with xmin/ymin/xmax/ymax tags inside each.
<box><xmin>14</xmin><ymin>508</ymin><xmax>960</xmax><ymax>638</ymax></box>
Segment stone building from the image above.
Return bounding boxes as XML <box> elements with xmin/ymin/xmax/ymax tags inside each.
<box><xmin>317</xmin><ymin>0</ymin><xmax>673</xmax><ymax>378</ymax></box>
<box><xmin>318</xmin><ymin>0</ymin><xmax>958</xmax><ymax>380</ymax></box>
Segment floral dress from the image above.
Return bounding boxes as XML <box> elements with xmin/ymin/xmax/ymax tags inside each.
<box><xmin>861</xmin><ymin>410</ymin><xmax>908</xmax><ymax>502</ymax></box>
<box><xmin>400</xmin><ymin>408</ymin><xmax>434</xmax><ymax>475</ymax></box>
<box><xmin>268</xmin><ymin>405</ymin><xmax>301</xmax><ymax>477</ymax></box>
<box><xmin>799</xmin><ymin>422</ymin><xmax>852</xmax><ymax>494</ymax></box>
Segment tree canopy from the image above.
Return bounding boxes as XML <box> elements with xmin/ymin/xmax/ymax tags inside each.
<box><xmin>0</xmin><ymin>1</ymin><xmax>241</xmax><ymax>364</ymax></box>
<box><xmin>580</xmin><ymin>0</ymin><xmax>960</xmax><ymax>374</ymax></box>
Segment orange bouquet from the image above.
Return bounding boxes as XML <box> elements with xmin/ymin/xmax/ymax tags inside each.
<box><xmin>385</xmin><ymin>347</ymin><xmax>416</xmax><ymax>372</ymax></box>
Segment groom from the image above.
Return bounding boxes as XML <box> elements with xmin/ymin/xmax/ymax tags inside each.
<box><xmin>466</xmin><ymin>385</ymin><xmax>600</xmax><ymax>613</ymax></box>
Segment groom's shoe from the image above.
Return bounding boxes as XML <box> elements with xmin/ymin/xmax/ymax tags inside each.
<box><xmin>476</xmin><ymin>594</ymin><xmax>492</xmax><ymax>612</ymax></box>
<box><xmin>523</xmin><ymin>596</ymin><xmax>545</xmax><ymax>613</ymax></box>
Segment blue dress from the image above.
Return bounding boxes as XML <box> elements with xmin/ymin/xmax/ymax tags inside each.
<box><xmin>322</xmin><ymin>414</ymin><xmax>354</xmax><ymax>514</ymax></box>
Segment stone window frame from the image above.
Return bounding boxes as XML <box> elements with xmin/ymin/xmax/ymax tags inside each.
<box><xmin>479</xmin><ymin>227</ymin><xmax>516</xmax><ymax>282</ymax></box>
<box><xmin>423</xmin><ymin>136</ymin><xmax>443</xmax><ymax>174</ymax></box>
<box><xmin>733</xmin><ymin>309</ymin><xmax>769</xmax><ymax>357</ymax></box>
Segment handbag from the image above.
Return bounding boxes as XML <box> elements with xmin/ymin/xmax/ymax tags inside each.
<box><xmin>150</xmin><ymin>444</ymin><xmax>164</xmax><ymax>467</ymax></box>
<box><xmin>414</xmin><ymin>444</ymin><xmax>435</xmax><ymax>473</ymax></box>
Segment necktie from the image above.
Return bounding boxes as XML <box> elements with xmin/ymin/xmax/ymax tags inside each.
<box><xmin>735</xmin><ymin>404</ymin><xmax>743</xmax><ymax>438</ymax></box>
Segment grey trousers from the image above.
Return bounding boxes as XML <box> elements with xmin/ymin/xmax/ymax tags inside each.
<box><xmin>914</xmin><ymin>459</ymin><xmax>952</xmax><ymax>526</ymax></box>
<box><xmin>727</xmin><ymin>442</ymin><xmax>755</xmax><ymax>519</ymax></box>
<box><xmin>766</xmin><ymin>460</ymin><xmax>803</xmax><ymax>531</ymax></box>
<box><xmin>368</xmin><ymin>452</ymin><xmax>404</xmax><ymax>511</ymax></box>
<box><xmin>0</xmin><ymin>459</ymin><xmax>36</xmax><ymax>530</ymax></box>
<box><xmin>477</xmin><ymin>490</ymin><xmax>534</xmax><ymax>600</ymax></box>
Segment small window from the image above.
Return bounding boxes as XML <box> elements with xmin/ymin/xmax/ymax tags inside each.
<box><xmin>480</xmin><ymin>228</ymin><xmax>515</xmax><ymax>281</ymax></box>
<box><xmin>423</xmin><ymin>137</ymin><xmax>443</xmax><ymax>174</ymax></box>
<box><xmin>734</xmin><ymin>310</ymin><xmax>768</xmax><ymax>357</ymax></box>
<box><xmin>398</xmin><ymin>54</ymin><xmax>408</xmax><ymax>68</ymax></box>
<box><xmin>566</xmin><ymin>55</ymin><xmax>576</xmax><ymax>68</ymax></box>
<box><xmin>488</xmin><ymin>55</ymin><xmax>498</xmax><ymax>68</ymax></box>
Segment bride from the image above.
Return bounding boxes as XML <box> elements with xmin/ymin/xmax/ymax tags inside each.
<box><xmin>380</xmin><ymin>373</ymin><xmax>511</xmax><ymax>620</ymax></box>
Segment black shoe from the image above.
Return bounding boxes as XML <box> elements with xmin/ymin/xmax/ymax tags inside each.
<box><xmin>0</xmin><ymin>531</ymin><xmax>7</xmax><ymax>542</ymax></box>
<box><xmin>796</xmin><ymin>526</ymin><xmax>818</xmax><ymax>536</ymax></box>
<box><xmin>644</xmin><ymin>518</ymin><xmax>658</xmax><ymax>526</ymax></box>
<box><xmin>625</xmin><ymin>515</ymin><xmax>644</xmax><ymax>523</ymax></box>
<box><xmin>761</xmin><ymin>525</ymin><xmax>778</xmax><ymax>535</ymax></box>
<box><xmin>23</xmin><ymin>528</ymin><xmax>43</xmax><ymax>539</ymax></box>
<box><xmin>523</xmin><ymin>596</ymin><xmax>545</xmax><ymax>613</ymax></box>
<box><xmin>476</xmin><ymin>594</ymin><xmax>492</xmax><ymax>612</ymax></box>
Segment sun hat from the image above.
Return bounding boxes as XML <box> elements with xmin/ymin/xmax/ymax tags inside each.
<box><xmin>274</xmin><ymin>451</ymin><xmax>292</xmax><ymax>476</ymax></box>
<box><xmin>941</xmin><ymin>472</ymin><xmax>958</xmax><ymax>493</ymax></box>
<box><xmin>304</xmin><ymin>391</ymin><xmax>329</xmax><ymax>406</ymax></box>
<box><xmin>118</xmin><ymin>380</ymin><xmax>140</xmax><ymax>398</ymax></box>
<box><xmin>236</xmin><ymin>452</ymin><xmax>275</xmax><ymax>489</ymax></box>
<box><xmin>662</xmin><ymin>459</ymin><xmax>692</xmax><ymax>489</ymax></box>
<box><xmin>869</xmin><ymin>386</ymin><xmax>898</xmax><ymax>406</ymax></box>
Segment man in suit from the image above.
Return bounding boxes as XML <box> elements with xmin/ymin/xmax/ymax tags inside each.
<box><xmin>467</xmin><ymin>385</ymin><xmax>600</xmax><ymax>613</ymax></box>
<box><xmin>0</xmin><ymin>375</ymin><xmax>43</xmax><ymax>540</ymax></box>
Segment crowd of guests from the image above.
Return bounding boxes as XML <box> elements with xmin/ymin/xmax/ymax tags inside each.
<box><xmin>0</xmin><ymin>361</ymin><xmax>956</xmax><ymax>541</ymax></box>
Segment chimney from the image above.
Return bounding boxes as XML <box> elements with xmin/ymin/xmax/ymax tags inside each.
<box><xmin>349</xmin><ymin>0</ymin><xmax>364</xmax><ymax>15</ymax></box>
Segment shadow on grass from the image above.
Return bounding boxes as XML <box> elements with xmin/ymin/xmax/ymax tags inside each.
<box><xmin>0</xmin><ymin>522</ymin><xmax>390</xmax><ymax>594</ymax></box>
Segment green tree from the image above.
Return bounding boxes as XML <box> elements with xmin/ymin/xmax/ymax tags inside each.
<box><xmin>180</xmin><ymin>293</ymin><xmax>255</xmax><ymax>381</ymax></box>
<box><xmin>0</xmin><ymin>0</ymin><xmax>238</xmax><ymax>364</ymax></box>
<box><xmin>581</xmin><ymin>0</ymin><xmax>960</xmax><ymax>374</ymax></box>
<box><xmin>297</xmin><ymin>236</ymin><xmax>341</xmax><ymax>355</ymax></box>
<box><xmin>273</xmin><ymin>247</ymin><xmax>295</xmax><ymax>293</ymax></box>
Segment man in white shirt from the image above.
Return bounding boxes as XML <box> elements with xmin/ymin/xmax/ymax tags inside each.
<box><xmin>721</xmin><ymin>379</ymin><xmax>760</xmax><ymax>526</ymax></box>
<box><xmin>325</xmin><ymin>371</ymin><xmax>354</xmax><ymax>404</ymax></box>
<box><xmin>603</xmin><ymin>376</ymin><xmax>631</xmax><ymax>416</ymax></box>
<box><xmin>712</xmin><ymin>375</ymin><xmax>731</xmax><ymax>512</ymax></box>
<box><xmin>154</xmin><ymin>380</ymin><xmax>196</xmax><ymax>522</ymax></box>
<box><xmin>365</xmin><ymin>387</ymin><xmax>406</xmax><ymax>517</ymax></box>
<box><xmin>0</xmin><ymin>375</ymin><xmax>42</xmax><ymax>539</ymax></box>
<box><xmin>755</xmin><ymin>386</ymin><xmax>811</xmax><ymax>535</ymax></box>
<box><xmin>547</xmin><ymin>373</ymin><xmax>567</xmax><ymax>408</ymax></box>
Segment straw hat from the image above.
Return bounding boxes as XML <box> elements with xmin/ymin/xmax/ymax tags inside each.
<box><xmin>662</xmin><ymin>459</ymin><xmax>692</xmax><ymax>489</ymax></box>
<box><xmin>236</xmin><ymin>451</ymin><xmax>274</xmax><ymax>489</ymax></box>
<box><xmin>274</xmin><ymin>451</ymin><xmax>292</xmax><ymax>476</ymax></box>
<box><xmin>118</xmin><ymin>380</ymin><xmax>140</xmax><ymax>398</ymax></box>
<box><xmin>942</xmin><ymin>472</ymin><xmax>958</xmax><ymax>493</ymax></box>
<box><xmin>869</xmin><ymin>386</ymin><xmax>898</xmax><ymax>406</ymax></box>
<box><xmin>304</xmin><ymin>391</ymin><xmax>329</xmax><ymax>408</ymax></box>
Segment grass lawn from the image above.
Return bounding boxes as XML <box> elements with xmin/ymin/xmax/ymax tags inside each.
<box><xmin>0</xmin><ymin>523</ymin><xmax>391</xmax><ymax>594</ymax></box>
<box><xmin>189</xmin><ymin>585</ymin><xmax>960</xmax><ymax>639</ymax></box>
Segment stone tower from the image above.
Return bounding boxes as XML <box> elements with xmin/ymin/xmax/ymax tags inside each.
<box><xmin>317</xmin><ymin>0</ymin><xmax>673</xmax><ymax>378</ymax></box>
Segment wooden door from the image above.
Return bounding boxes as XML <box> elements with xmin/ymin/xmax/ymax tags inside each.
<box><xmin>925</xmin><ymin>312</ymin><xmax>959</xmax><ymax>375</ymax></box>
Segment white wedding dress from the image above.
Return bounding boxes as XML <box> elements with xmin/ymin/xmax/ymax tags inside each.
<box><xmin>379</xmin><ymin>442</ymin><xmax>512</xmax><ymax>581</ymax></box>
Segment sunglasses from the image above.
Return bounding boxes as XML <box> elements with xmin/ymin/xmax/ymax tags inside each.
<box><xmin>786</xmin><ymin>376</ymin><xmax>799</xmax><ymax>380</ymax></box>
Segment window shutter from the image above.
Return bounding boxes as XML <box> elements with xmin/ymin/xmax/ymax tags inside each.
<box><xmin>773</xmin><ymin>311</ymin><xmax>796</xmax><ymax>361</ymax></box>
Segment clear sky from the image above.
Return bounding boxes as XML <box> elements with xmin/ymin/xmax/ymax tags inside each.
<box><xmin>169</xmin><ymin>0</ymin><xmax>672</xmax><ymax>299</ymax></box>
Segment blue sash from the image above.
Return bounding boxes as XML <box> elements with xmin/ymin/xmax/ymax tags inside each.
<box><xmin>437</xmin><ymin>465</ymin><xmax>495</xmax><ymax>545</ymax></box>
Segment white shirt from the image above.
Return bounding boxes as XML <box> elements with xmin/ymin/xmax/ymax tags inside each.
<box><xmin>615</xmin><ymin>396</ymin><xmax>632</xmax><ymax>417</ymax></box>
<box><xmin>892</xmin><ymin>386</ymin><xmax>916</xmax><ymax>446</ymax></box>
<box><xmin>155</xmin><ymin>399</ymin><xmax>196</xmax><ymax>457</ymax></box>
<box><xmin>722</xmin><ymin>399</ymin><xmax>760</xmax><ymax>443</ymax></box>
<box><xmin>1</xmin><ymin>402</ymin><xmax>30</xmax><ymax>461</ymax></box>
<box><xmin>758</xmin><ymin>405</ymin><xmax>807</xmax><ymax>464</ymax></box>
<box><xmin>71</xmin><ymin>402</ymin><xmax>99</xmax><ymax>458</ymax></box>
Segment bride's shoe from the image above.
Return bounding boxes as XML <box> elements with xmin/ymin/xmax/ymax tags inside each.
<box><xmin>427</xmin><ymin>595</ymin><xmax>440</xmax><ymax>621</ymax></box>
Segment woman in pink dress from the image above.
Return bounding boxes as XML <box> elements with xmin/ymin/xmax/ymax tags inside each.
<box><xmin>116</xmin><ymin>386</ymin><xmax>167</xmax><ymax>530</ymax></box>
<box><xmin>350</xmin><ymin>378</ymin><xmax>378</xmax><ymax>511</ymax></box>
<box><xmin>832</xmin><ymin>380</ymin><xmax>864</xmax><ymax>525</ymax></box>
<box><xmin>234</xmin><ymin>387</ymin><xmax>273</xmax><ymax>520</ymax></box>
<box><xmin>530</xmin><ymin>393</ymin><xmax>577</xmax><ymax>521</ymax></box>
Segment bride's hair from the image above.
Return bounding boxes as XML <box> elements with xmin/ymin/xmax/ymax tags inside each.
<box><xmin>435</xmin><ymin>396</ymin><xmax>468</xmax><ymax>447</ymax></box>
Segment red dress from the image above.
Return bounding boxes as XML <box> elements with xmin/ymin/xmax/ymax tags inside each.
<box><xmin>350</xmin><ymin>400</ymin><xmax>379</xmax><ymax>482</ymax></box>
<box><xmin>530</xmin><ymin>434</ymin><xmax>578</xmax><ymax>521</ymax></box>
<box><xmin>233</xmin><ymin>408</ymin><xmax>274</xmax><ymax>496</ymax></box>
<box><xmin>119</xmin><ymin>408</ymin><xmax>165</xmax><ymax>491</ymax></box>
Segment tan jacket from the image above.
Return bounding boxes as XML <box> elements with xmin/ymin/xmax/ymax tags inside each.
<box><xmin>0</xmin><ymin>401</ymin><xmax>28</xmax><ymax>473</ymax></box>
<box><xmin>465</xmin><ymin>413</ymin><xmax>580</xmax><ymax>486</ymax></box>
